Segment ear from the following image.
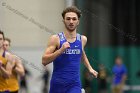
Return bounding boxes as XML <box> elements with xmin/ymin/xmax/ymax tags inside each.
<box><xmin>77</xmin><ymin>20</ymin><xmax>80</xmax><ymax>25</ymax></box>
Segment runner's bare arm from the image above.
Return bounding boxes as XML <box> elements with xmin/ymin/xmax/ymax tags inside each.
<box><xmin>81</xmin><ymin>35</ymin><xmax>98</xmax><ymax>78</ymax></box>
<box><xmin>42</xmin><ymin>35</ymin><xmax>68</xmax><ymax>66</ymax></box>
<box><xmin>42</xmin><ymin>35</ymin><xmax>70</xmax><ymax>66</ymax></box>
<box><xmin>0</xmin><ymin>53</ymin><xmax>15</xmax><ymax>78</ymax></box>
<box><xmin>14</xmin><ymin>56</ymin><xmax>25</xmax><ymax>77</ymax></box>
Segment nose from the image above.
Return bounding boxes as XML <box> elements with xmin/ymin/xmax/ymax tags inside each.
<box><xmin>70</xmin><ymin>19</ymin><xmax>73</xmax><ymax>23</ymax></box>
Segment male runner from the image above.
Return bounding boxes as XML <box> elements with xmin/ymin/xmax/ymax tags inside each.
<box><xmin>3</xmin><ymin>38</ymin><xmax>25</xmax><ymax>93</ymax></box>
<box><xmin>0</xmin><ymin>31</ymin><xmax>16</xmax><ymax>93</ymax></box>
<box><xmin>42</xmin><ymin>6</ymin><xmax>98</xmax><ymax>93</ymax></box>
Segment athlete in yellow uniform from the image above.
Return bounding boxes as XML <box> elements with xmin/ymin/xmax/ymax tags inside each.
<box><xmin>0</xmin><ymin>52</ymin><xmax>8</xmax><ymax>92</ymax></box>
<box><xmin>3</xmin><ymin>38</ymin><xmax>25</xmax><ymax>93</ymax></box>
<box><xmin>0</xmin><ymin>31</ymin><xmax>16</xmax><ymax>93</ymax></box>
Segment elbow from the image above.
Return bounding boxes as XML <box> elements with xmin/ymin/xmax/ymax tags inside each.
<box><xmin>14</xmin><ymin>66</ymin><xmax>25</xmax><ymax>77</ymax></box>
<box><xmin>42</xmin><ymin>56</ymin><xmax>48</xmax><ymax>66</ymax></box>
<box><xmin>18</xmin><ymin>71</ymin><xmax>25</xmax><ymax>77</ymax></box>
<box><xmin>42</xmin><ymin>61</ymin><xmax>46</xmax><ymax>66</ymax></box>
<box><xmin>42</xmin><ymin>55</ymin><xmax>52</xmax><ymax>66</ymax></box>
<box><xmin>19</xmin><ymin>69</ymin><xmax>25</xmax><ymax>77</ymax></box>
<box><xmin>20</xmin><ymin>72</ymin><xmax>25</xmax><ymax>77</ymax></box>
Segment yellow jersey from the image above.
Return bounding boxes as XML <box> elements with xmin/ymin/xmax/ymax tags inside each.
<box><xmin>0</xmin><ymin>55</ymin><xmax>8</xmax><ymax>91</ymax></box>
<box><xmin>0</xmin><ymin>54</ymin><xmax>19</xmax><ymax>92</ymax></box>
<box><xmin>7</xmin><ymin>70</ymin><xmax>19</xmax><ymax>92</ymax></box>
<box><xmin>5</xmin><ymin>54</ymin><xmax>19</xmax><ymax>92</ymax></box>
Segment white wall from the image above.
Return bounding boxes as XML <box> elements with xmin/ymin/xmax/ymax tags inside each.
<box><xmin>0</xmin><ymin>0</ymin><xmax>65</xmax><ymax>47</ymax></box>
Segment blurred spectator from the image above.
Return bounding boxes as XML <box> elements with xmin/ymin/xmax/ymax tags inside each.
<box><xmin>112</xmin><ymin>56</ymin><xmax>127</xmax><ymax>93</ymax></box>
<box><xmin>36</xmin><ymin>67</ymin><xmax>50</xmax><ymax>93</ymax></box>
<box><xmin>83</xmin><ymin>68</ymin><xmax>93</xmax><ymax>93</ymax></box>
<box><xmin>98</xmin><ymin>64</ymin><xmax>108</xmax><ymax>93</ymax></box>
<box><xmin>41</xmin><ymin>68</ymin><xmax>50</xmax><ymax>93</ymax></box>
<box><xmin>19</xmin><ymin>65</ymin><xmax>31</xmax><ymax>93</ymax></box>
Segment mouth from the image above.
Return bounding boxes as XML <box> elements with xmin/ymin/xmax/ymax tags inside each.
<box><xmin>69</xmin><ymin>25</ymin><xmax>74</xmax><ymax>28</ymax></box>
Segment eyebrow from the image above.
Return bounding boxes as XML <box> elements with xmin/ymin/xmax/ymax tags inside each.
<box><xmin>66</xmin><ymin>17</ymin><xmax>77</xmax><ymax>18</ymax></box>
<box><xmin>65</xmin><ymin>16</ymin><xmax>79</xmax><ymax>21</ymax></box>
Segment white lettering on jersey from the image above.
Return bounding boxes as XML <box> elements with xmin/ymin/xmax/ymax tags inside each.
<box><xmin>63</xmin><ymin>49</ymin><xmax>81</xmax><ymax>54</ymax></box>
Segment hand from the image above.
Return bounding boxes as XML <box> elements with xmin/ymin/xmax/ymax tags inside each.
<box><xmin>89</xmin><ymin>69</ymin><xmax>98</xmax><ymax>78</ymax></box>
<box><xmin>60</xmin><ymin>42</ymin><xmax>70</xmax><ymax>52</ymax></box>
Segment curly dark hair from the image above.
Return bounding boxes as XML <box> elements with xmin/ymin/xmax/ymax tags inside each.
<box><xmin>62</xmin><ymin>6</ymin><xmax>82</xmax><ymax>19</ymax></box>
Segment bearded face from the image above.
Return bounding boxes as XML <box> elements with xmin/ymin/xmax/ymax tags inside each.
<box><xmin>63</xmin><ymin>12</ymin><xmax>79</xmax><ymax>32</ymax></box>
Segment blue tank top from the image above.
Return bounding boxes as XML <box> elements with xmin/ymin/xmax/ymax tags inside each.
<box><xmin>51</xmin><ymin>32</ymin><xmax>82</xmax><ymax>85</ymax></box>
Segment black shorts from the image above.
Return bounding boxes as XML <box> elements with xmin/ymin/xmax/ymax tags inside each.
<box><xmin>10</xmin><ymin>90</ymin><xmax>18</xmax><ymax>93</ymax></box>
